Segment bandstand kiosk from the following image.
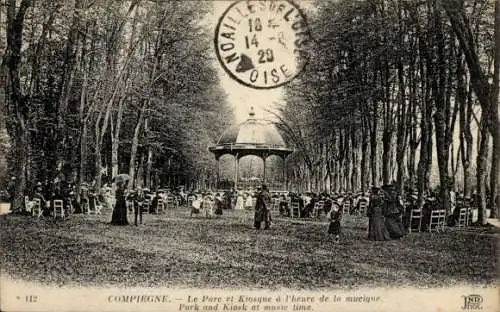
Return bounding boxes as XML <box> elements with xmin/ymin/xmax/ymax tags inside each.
<box><xmin>209</xmin><ymin>108</ymin><xmax>294</xmax><ymax>191</ymax></box>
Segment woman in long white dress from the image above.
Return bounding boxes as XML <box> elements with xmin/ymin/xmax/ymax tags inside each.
<box><xmin>235</xmin><ymin>192</ymin><xmax>244</xmax><ymax>210</ymax></box>
<box><xmin>244</xmin><ymin>193</ymin><xmax>253</xmax><ymax>210</ymax></box>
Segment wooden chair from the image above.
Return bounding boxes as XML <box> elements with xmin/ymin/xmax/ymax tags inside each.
<box><xmin>358</xmin><ymin>200</ymin><xmax>368</xmax><ymax>216</ymax></box>
<box><xmin>156</xmin><ymin>199</ymin><xmax>165</xmax><ymax>213</ymax></box>
<box><xmin>408</xmin><ymin>209</ymin><xmax>423</xmax><ymax>233</ymax></box>
<box><xmin>271</xmin><ymin>198</ymin><xmax>280</xmax><ymax>215</ymax></box>
<box><xmin>342</xmin><ymin>201</ymin><xmax>350</xmax><ymax>215</ymax></box>
<box><xmin>32</xmin><ymin>198</ymin><xmax>42</xmax><ymax>218</ymax></box>
<box><xmin>290</xmin><ymin>202</ymin><xmax>300</xmax><ymax>218</ymax></box>
<box><xmin>167</xmin><ymin>196</ymin><xmax>178</xmax><ymax>209</ymax></box>
<box><xmin>458</xmin><ymin>207</ymin><xmax>471</xmax><ymax>228</ymax></box>
<box><xmin>53</xmin><ymin>199</ymin><xmax>65</xmax><ymax>218</ymax></box>
<box><xmin>88</xmin><ymin>197</ymin><xmax>102</xmax><ymax>215</ymax></box>
<box><xmin>312</xmin><ymin>201</ymin><xmax>324</xmax><ymax>218</ymax></box>
<box><xmin>24</xmin><ymin>196</ymin><xmax>32</xmax><ymax>212</ymax></box>
<box><xmin>428</xmin><ymin>209</ymin><xmax>446</xmax><ymax>232</ymax></box>
<box><xmin>141</xmin><ymin>199</ymin><xmax>150</xmax><ymax>214</ymax></box>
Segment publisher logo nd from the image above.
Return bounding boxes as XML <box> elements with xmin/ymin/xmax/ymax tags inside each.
<box><xmin>461</xmin><ymin>294</ymin><xmax>483</xmax><ymax>310</ymax></box>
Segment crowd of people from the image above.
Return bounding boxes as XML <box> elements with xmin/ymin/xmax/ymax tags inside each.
<box><xmin>6</xmin><ymin>174</ymin><xmax>497</xmax><ymax>243</ymax></box>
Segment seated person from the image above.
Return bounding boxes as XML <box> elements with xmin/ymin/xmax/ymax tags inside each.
<box><xmin>33</xmin><ymin>186</ymin><xmax>50</xmax><ymax>217</ymax></box>
<box><xmin>279</xmin><ymin>195</ymin><xmax>289</xmax><ymax>216</ymax></box>
<box><xmin>150</xmin><ymin>192</ymin><xmax>160</xmax><ymax>213</ymax></box>
<box><xmin>302</xmin><ymin>194</ymin><xmax>318</xmax><ymax>217</ymax></box>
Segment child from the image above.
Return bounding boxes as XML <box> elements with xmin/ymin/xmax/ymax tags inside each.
<box><xmin>202</xmin><ymin>194</ymin><xmax>214</xmax><ymax>218</ymax></box>
<box><xmin>328</xmin><ymin>203</ymin><xmax>342</xmax><ymax>243</ymax></box>
<box><xmin>191</xmin><ymin>195</ymin><xmax>202</xmax><ymax>217</ymax></box>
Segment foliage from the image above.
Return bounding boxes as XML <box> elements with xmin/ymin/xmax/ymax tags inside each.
<box><xmin>280</xmin><ymin>0</ymin><xmax>498</xmax><ymax>219</ymax></box>
<box><xmin>1</xmin><ymin>0</ymin><xmax>233</xmax><ymax>200</ymax></box>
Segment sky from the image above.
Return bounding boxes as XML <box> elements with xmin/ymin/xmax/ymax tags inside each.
<box><xmin>207</xmin><ymin>0</ymin><xmax>315</xmax><ymax>123</ymax></box>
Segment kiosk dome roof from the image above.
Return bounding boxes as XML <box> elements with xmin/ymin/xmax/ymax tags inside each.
<box><xmin>217</xmin><ymin>109</ymin><xmax>286</xmax><ymax>146</ymax></box>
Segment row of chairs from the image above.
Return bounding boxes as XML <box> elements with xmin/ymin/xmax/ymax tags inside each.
<box><xmin>408</xmin><ymin>207</ymin><xmax>472</xmax><ymax>233</ymax></box>
<box><xmin>269</xmin><ymin>199</ymin><xmax>368</xmax><ymax>219</ymax></box>
<box><xmin>30</xmin><ymin>197</ymin><xmax>102</xmax><ymax>219</ymax></box>
<box><xmin>30</xmin><ymin>196</ymin><xmax>103</xmax><ymax>218</ymax></box>
<box><xmin>126</xmin><ymin>196</ymin><xmax>179</xmax><ymax>214</ymax></box>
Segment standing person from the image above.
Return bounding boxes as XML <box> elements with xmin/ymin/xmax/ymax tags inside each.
<box><xmin>223</xmin><ymin>190</ymin><xmax>232</xmax><ymax>210</ymax></box>
<box><xmin>328</xmin><ymin>203</ymin><xmax>342</xmax><ymax>243</ymax></box>
<box><xmin>382</xmin><ymin>185</ymin><xmax>405</xmax><ymax>239</ymax></box>
<box><xmin>244</xmin><ymin>192</ymin><xmax>253</xmax><ymax>210</ymax></box>
<box><xmin>80</xmin><ymin>184</ymin><xmax>89</xmax><ymax>214</ymax></box>
<box><xmin>133</xmin><ymin>188</ymin><xmax>145</xmax><ymax>226</ymax></box>
<box><xmin>214</xmin><ymin>193</ymin><xmax>223</xmax><ymax>216</ymax></box>
<box><xmin>367</xmin><ymin>187</ymin><xmax>391</xmax><ymax>241</ymax></box>
<box><xmin>110</xmin><ymin>181</ymin><xmax>129</xmax><ymax>226</ymax></box>
<box><xmin>7</xmin><ymin>177</ymin><xmax>16</xmax><ymax>204</ymax></box>
<box><xmin>235</xmin><ymin>191</ymin><xmax>244</xmax><ymax>210</ymax></box>
<box><xmin>254</xmin><ymin>184</ymin><xmax>271</xmax><ymax>230</ymax></box>
<box><xmin>190</xmin><ymin>194</ymin><xmax>202</xmax><ymax>217</ymax></box>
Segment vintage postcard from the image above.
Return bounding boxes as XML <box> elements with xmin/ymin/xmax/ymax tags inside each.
<box><xmin>0</xmin><ymin>0</ymin><xmax>498</xmax><ymax>311</ymax></box>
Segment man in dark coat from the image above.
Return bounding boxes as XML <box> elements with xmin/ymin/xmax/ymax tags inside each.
<box><xmin>254</xmin><ymin>184</ymin><xmax>272</xmax><ymax>230</ymax></box>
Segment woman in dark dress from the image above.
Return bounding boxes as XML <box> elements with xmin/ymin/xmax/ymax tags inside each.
<box><xmin>110</xmin><ymin>182</ymin><xmax>129</xmax><ymax>225</ymax></box>
<box><xmin>367</xmin><ymin>187</ymin><xmax>391</xmax><ymax>241</ymax></box>
<box><xmin>382</xmin><ymin>185</ymin><xmax>405</xmax><ymax>239</ymax></box>
<box><xmin>214</xmin><ymin>193</ymin><xmax>224</xmax><ymax>216</ymax></box>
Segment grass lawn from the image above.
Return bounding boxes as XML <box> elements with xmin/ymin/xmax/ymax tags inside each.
<box><xmin>0</xmin><ymin>208</ymin><xmax>498</xmax><ymax>289</ymax></box>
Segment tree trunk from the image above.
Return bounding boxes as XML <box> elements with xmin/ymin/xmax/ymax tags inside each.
<box><xmin>111</xmin><ymin>95</ymin><xmax>125</xmax><ymax>180</ymax></box>
<box><xmin>382</xmin><ymin>108</ymin><xmax>393</xmax><ymax>185</ymax></box>
<box><xmin>128</xmin><ymin>101</ymin><xmax>146</xmax><ymax>189</ymax></box>
<box><xmin>3</xmin><ymin>0</ymin><xmax>32</xmax><ymax>212</ymax></box>
<box><xmin>370</xmin><ymin>100</ymin><xmax>379</xmax><ymax>187</ymax></box>
<box><xmin>458</xmin><ymin>54</ymin><xmax>473</xmax><ymax>198</ymax></box>
<box><xmin>488</xmin><ymin>0</ymin><xmax>500</xmax><ymax>218</ymax></box>
<box><xmin>476</xmin><ymin>114</ymin><xmax>489</xmax><ymax>226</ymax></box>
<box><xmin>433</xmin><ymin>5</ymin><xmax>451</xmax><ymax>214</ymax></box>
<box><xmin>145</xmin><ymin>117</ymin><xmax>153</xmax><ymax>190</ymax></box>
<box><xmin>396</xmin><ymin>30</ymin><xmax>407</xmax><ymax>195</ymax></box>
<box><xmin>361</xmin><ymin>119</ymin><xmax>369</xmax><ymax>192</ymax></box>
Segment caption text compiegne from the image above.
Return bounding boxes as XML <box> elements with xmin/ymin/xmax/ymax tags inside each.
<box><xmin>179</xmin><ymin>295</ymin><xmax>381</xmax><ymax>311</ymax></box>
<box><xmin>107</xmin><ymin>294</ymin><xmax>381</xmax><ymax>310</ymax></box>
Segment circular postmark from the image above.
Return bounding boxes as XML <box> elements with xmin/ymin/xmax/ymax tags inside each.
<box><xmin>215</xmin><ymin>0</ymin><xmax>311</xmax><ymax>89</ymax></box>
